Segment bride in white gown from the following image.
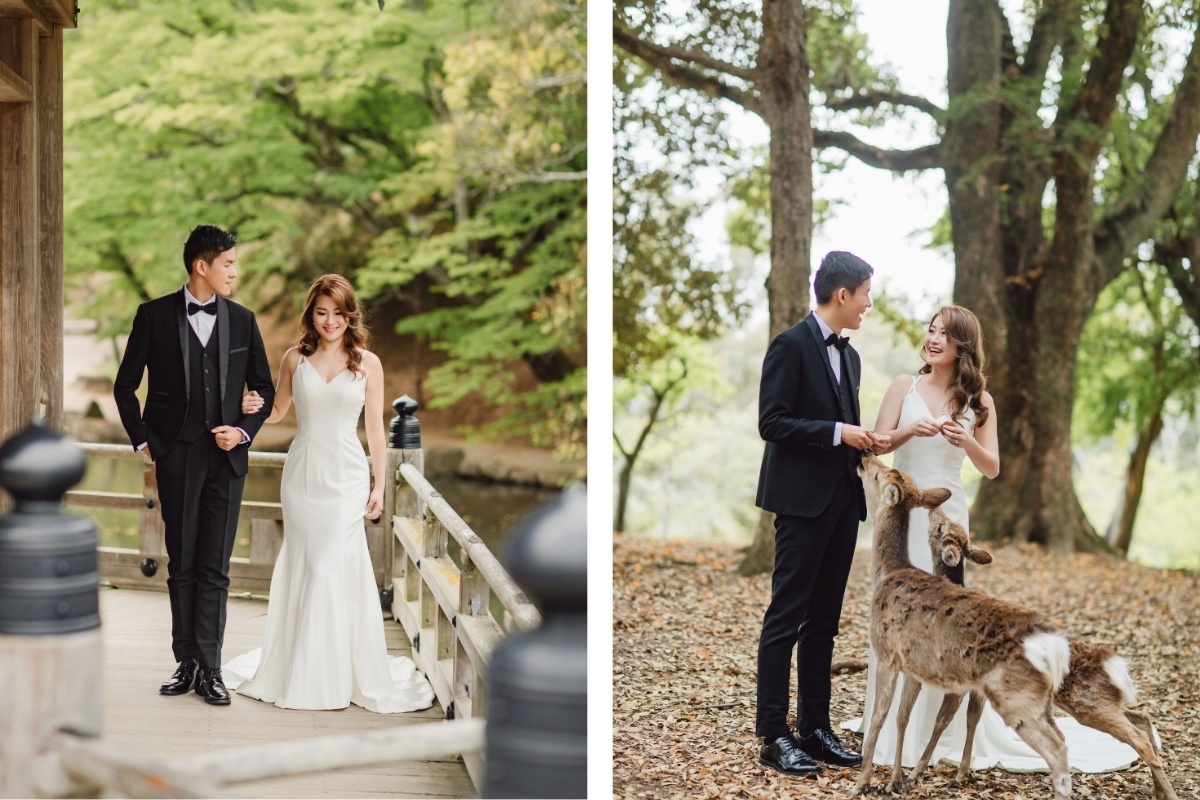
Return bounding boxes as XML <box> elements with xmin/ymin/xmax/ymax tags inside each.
<box><xmin>222</xmin><ymin>274</ymin><xmax>433</xmax><ymax>713</ymax></box>
<box><xmin>843</xmin><ymin>305</ymin><xmax>1137</xmax><ymax>773</ymax></box>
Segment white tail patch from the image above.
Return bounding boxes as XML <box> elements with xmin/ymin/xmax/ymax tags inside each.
<box><xmin>1103</xmin><ymin>656</ymin><xmax>1137</xmax><ymax>705</ymax></box>
<box><xmin>1023</xmin><ymin>632</ymin><xmax>1070</xmax><ymax>693</ymax></box>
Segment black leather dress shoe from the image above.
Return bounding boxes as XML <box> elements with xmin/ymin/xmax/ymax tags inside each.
<box><xmin>195</xmin><ymin>667</ymin><xmax>231</xmax><ymax>705</ymax></box>
<box><xmin>797</xmin><ymin>727</ymin><xmax>862</xmax><ymax>767</ymax></box>
<box><xmin>758</xmin><ymin>735</ymin><xmax>823</xmax><ymax>776</ymax></box>
<box><xmin>160</xmin><ymin>657</ymin><xmax>199</xmax><ymax>696</ymax></box>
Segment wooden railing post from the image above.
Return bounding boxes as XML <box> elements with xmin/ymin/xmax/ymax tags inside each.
<box><xmin>138</xmin><ymin>450</ymin><xmax>166</xmax><ymax>580</ymax></box>
<box><xmin>0</xmin><ymin>424</ymin><xmax>102</xmax><ymax>798</ymax></box>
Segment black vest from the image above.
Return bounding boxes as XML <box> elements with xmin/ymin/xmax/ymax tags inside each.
<box><xmin>179</xmin><ymin>325</ymin><xmax>221</xmax><ymax>443</ymax></box>
<box><xmin>836</xmin><ymin>351</ymin><xmax>859</xmax><ymax>473</ymax></box>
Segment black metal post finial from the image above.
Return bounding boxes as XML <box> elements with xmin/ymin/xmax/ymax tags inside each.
<box><xmin>483</xmin><ymin>487</ymin><xmax>587</xmax><ymax>798</ymax></box>
<box><xmin>389</xmin><ymin>395</ymin><xmax>421</xmax><ymax>449</ymax></box>
<box><xmin>0</xmin><ymin>422</ymin><xmax>100</xmax><ymax>635</ymax></box>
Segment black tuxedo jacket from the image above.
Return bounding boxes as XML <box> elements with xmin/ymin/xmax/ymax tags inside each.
<box><xmin>113</xmin><ymin>290</ymin><xmax>275</xmax><ymax>477</ymax></box>
<box><xmin>755</xmin><ymin>313</ymin><xmax>868</xmax><ymax>520</ymax></box>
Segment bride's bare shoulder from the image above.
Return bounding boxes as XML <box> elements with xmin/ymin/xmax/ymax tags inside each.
<box><xmin>355</xmin><ymin>348</ymin><xmax>382</xmax><ymax>370</ymax></box>
<box><xmin>884</xmin><ymin>374</ymin><xmax>914</xmax><ymax>396</ymax></box>
<box><xmin>281</xmin><ymin>347</ymin><xmax>302</xmax><ymax>366</ymax></box>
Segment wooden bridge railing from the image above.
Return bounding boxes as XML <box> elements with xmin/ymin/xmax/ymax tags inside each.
<box><xmin>67</xmin><ymin>444</ymin><xmax>393</xmax><ymax>596</ymax></box>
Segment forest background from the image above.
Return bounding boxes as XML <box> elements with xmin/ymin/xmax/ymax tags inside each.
<box><xmin>64</xmin><ymin>0</ymin><xmax>587</xmax><ymax>460</ymax></box>
<box><xmin>614</xmin><ymin>0</ymin><xmax>1200</xmax><ymax>570</ymax></box>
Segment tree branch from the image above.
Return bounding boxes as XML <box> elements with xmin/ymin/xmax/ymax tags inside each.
<box><xmin>1063</xmin><ymin>0</ymin><xmax>1142</xmax><ymax>139</ymax></box>
<box><xmin>612</xmin><ymin>26</ymin><xmax>757</xmax><ymax>82</ymax></box>
<box><xmin>1094</xmin><ymin>25</ymin><xmax>1200</xmax><ymax>281</ymax></box>
<box><xmin>613</xmin><ymin>26</ymin><xmax>762</xmax><ymax>115</ymax></box>
<box><xmin>812</xmin><ymin>130</ymin><xmax>942</xmax><ymax>171</ymax></box>
<box><xmin>824</xmin><ymin>90</ymin><xmax>943</xmax><ymax>117</ymax></box>
<box><xmin>1020</xmin><ymin>0</ymin><xmax>1077</xmax><ymax>82</ymax></box>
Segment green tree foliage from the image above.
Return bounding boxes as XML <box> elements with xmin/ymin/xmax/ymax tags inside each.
<box><xmin>64</xmin><ymin>0</ymin><xmax>585</xmax><ymax>458</ymax></box>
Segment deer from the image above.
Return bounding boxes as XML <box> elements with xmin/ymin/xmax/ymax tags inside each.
<box><xmin>854</xmin><ymin>455</ymin><xmax>1072</xmax><ymax>800</ymax></box>
<box><xmin>909</xmin><ymin>508</ymin><xmax>1178</xmax><ymax>800</ymax></box>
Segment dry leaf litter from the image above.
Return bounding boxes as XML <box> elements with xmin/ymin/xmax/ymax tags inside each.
<box><xmin>613</xmin><ymin>537</ymin><xmax>1200</xmax><ymax>799</ymax></box>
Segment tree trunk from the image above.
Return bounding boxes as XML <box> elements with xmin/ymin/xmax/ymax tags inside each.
<box><xmin>737</xmin><ymin>0</ymin><xmax>814</xmax><ymax>576</ymax></box>
<box><xmin>1107</xmin><ymin>404</ymin><xmax>1164</xmax><ymax>555</ymax></box>
<box><xmin>950</xmin><ymin>0</ymin><xmax>1133</xmax><ymax>553</ymax></box>
<box><xmin>615</xmin><ymin>452</ymin><xmax>636</xmax><ymax>534</ymax></box>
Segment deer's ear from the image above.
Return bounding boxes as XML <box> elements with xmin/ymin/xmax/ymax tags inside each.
<box><xmin>940</xmin><ymin>546</ymin><xmax>962</xmax><ymax>567</ymax></box>
<box><xmin>883</xmin><ymin>484</ymin><xmax>901</xmax><ymax>507</ymax></box>
<box><xmin>919</xmin><ymin>487</ymin><xmax>952</xmax><ymax>509</ymax></box>
<box><xmin>968</xmin><ymin>545</ymin><xmax>993</xmax><ymax>565</ymax></box>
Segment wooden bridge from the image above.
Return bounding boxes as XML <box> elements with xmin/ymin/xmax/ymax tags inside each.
<box><xmin>2</xmin><ymin>419</ymin><xmax>542</xmax><ymax>798</ymax></box>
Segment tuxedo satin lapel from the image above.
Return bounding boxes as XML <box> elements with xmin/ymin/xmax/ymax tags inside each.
<box><xmin>844</xmin><ymin>349</ymin><xmax>861</xmax><ymax>423</ymax></box>
<box><xmin>804</xmin><ymin>313</ymin><xmax>841</xmax><ymax>404</ymax></box>
<box><xmin>216</xmin><ymin>295</ymin><xmax>229</xmax><ymax>406</ymax></box>
<box><xmin>176</xmin><ymin>290</ymin><xmax>190</xmax><ymax>397</ymax></box>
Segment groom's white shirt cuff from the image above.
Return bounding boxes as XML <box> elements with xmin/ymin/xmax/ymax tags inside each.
<box><xmin>833</xmin><ymin>422</ymin><xmax>842</xmax><ymax>446</ymax></box>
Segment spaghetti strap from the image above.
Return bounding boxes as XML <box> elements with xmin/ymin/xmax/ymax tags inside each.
<box><xmin>907</xmin><ymin>374</ymin><xmax>920</xmax><ymax>394</ymax></box>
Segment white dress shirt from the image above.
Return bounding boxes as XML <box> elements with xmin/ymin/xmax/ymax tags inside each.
<box><xmin>137</xmin><ymin>286</ymin><xmax>248</xmax><ymax>452</ymax></box>
<box><xmin>812</xmin><ymin>312</ymin><xmax>845</xmax><ymax>446</ymax></box>
<box><xmin>183</xmin><ymin>284</ymin><xmax>217</xmax><ymax>345</ymax></box>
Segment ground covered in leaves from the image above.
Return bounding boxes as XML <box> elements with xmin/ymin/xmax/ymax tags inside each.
<box><xmin>613</xmin><ymin>537</ymin><xmax>1200</xmax><ymax>799</ymax></box>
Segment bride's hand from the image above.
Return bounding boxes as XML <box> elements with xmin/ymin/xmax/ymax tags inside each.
<box><xmin>941</xmin><ymin>422</ymin><xmax>967</xmax><ymax>447</ymax></box>
<box><xmin>365</xmin><ymin>486</ymin><xmax>384</xmax><ymax>521</ymax></box>
<box><xmin>911</xmin><ymin>417</ymin><xmax>941</xmax><ymax>437</ymax></box>
<box><xmin>242</xmin><ymin>391</ymin><xmax>265</xmax><ymax>415</ymax></box>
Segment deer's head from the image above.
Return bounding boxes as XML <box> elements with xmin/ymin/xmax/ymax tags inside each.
<box><xmin>928</xmin><ymin>506</ymin><xmax>992</xmax><ymax>569</ymax></box>
<box><xmin>860</xmin><ymin>455</ymin><xmax>951</xmax><ymax>517</ymax></box>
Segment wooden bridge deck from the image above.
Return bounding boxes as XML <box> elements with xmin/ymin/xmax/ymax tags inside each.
<box><xmin>98</xmin><ymin>587</ymin><xmax>474</xmax><ymax>799</ymax></box>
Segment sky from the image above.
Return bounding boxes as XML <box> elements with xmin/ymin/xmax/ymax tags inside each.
<box><xmin>688</xmin><ymin>0</ymin><xmax>959</xmax><ymax>329</ymax></box>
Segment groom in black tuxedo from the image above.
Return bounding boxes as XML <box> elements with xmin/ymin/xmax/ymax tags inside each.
<box><xmin>114</xmin><ymin>225</ymin><xmax>274</xmax><ymax>705</ymax></box>
<box><xmin>753</xmin><ymin>251</ymin><xmax>888</xmax><ymax>775</ymax></box>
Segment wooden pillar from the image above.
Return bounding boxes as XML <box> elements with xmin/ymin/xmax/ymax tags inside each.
<box><xmin>0</xmin><ymin>18</ymin><xmax>40</xmax><ymax>442</ymax></box>
<box><xmin>37</xmin><ymin>25</ymin><xmax>62</xmax><ymax>430</ymax></box>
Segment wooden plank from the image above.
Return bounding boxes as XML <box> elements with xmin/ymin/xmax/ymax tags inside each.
<box><xmin>419</xmin><ymin>555</ymin><xmax>461</xmax><ymax>629</ymax></box>
<box><xmin>100</xmin><ymin>550</ymin><xmax>275</xmax><ymax>593</ymax></box>
<box><xmin>65</xmin><ymin>490</ymin><xmax>144</xmax><ymax>509</ymax></box>
<box><xmin>249</xmin><ymin>518</ymin><xmax>282</xmax><ymax>565</ymax></box>
<box><xmin>36</xmin><ymin>29</ymin><xmax>63</xmax><ymax>429</ymax></box>
<box><xmin>0</xmin><ymin>57</ymin><xmax>29</xmax><ymax>102</ymax></box>
<box><xmin>456</xmin><ymin>614</ymin><xmax>502</xmax><ymax>677</ymax></box>
<box><xmin>0</xmin><ymin>19</ymin><xmax>39</xmax><ymax>442</ymax></box>
<box><xmin>95</xmin><ymin>588</ymin><xmax>471</xmax><ymax>798</ymax></box>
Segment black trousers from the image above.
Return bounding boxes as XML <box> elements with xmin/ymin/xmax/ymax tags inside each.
<box><xmin>154</xmin><ymin>436</ymin><xmax>245</xmax><ymax>669</ymax></box>
<box><xmin>755</xmin><ymin>471</ymin><xmax>859</xmax><ymax>739</ymax></box>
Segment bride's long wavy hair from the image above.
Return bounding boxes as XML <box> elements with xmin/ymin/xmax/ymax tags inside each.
<box><xmin>297</xmin><ymin>274</ymin><xmax>370</xmax><ymax>377</ymax></box>
<box><xmin>918</xmin><ymin>305</ymin><xmax>989</xmax><ymax>429</ymax></box>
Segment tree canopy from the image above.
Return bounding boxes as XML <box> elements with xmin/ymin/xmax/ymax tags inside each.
<box><xmin>65</xmin><ymin>0</ymin><xmax>585</xmax><ymax>457</ymax></box>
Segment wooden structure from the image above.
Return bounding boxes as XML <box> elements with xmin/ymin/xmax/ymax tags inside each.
<box><xmin>70</xmin><ymin>443</ymin><xmax>394</xmax><ymax>595</ymax></box>
<box><xmin>389</xmin><ymin>449</ymin><xmax>541</xmax><ymax>787</ymax></box>
<box><xmin>54</xmin><ymin>436</ymin><xmax>538</xmax><ymax>795</ymax></box>
<box><xmin>0</xmin><ymin>0</ymin><xmax>74</xmax><ymax>440</ymax></box>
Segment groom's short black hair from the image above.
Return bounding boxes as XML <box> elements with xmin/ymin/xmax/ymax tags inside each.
<box><xmin>814</xmin><ymin>251</ymin><xmax>873</xmax><ymax>304</ymax></box>
<box><xmin>183</xmin><ymin>225</ymin><xmax>237</xmax><ymax>274</ymax></box>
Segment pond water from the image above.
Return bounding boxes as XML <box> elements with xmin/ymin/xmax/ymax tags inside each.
<box><xmin>78</xmin><ymin>455</ymin><xmax>559</xmax><ymax>566</ymax></box>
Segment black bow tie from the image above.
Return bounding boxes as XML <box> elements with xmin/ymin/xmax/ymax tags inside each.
<box><xmin>188</xmin><ymin>302</ymin><xmax>217</xmax><ymax>316</ymax></box>
<box><xmin>824</xmin><ymin>332</ymin><xmax>850</xmax><ymax>352</ymax></box>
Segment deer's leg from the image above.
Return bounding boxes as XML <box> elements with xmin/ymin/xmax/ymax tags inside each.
<box><xmin>1070</xmin><ymin>706</ymin><xmax>1176</xmax><ymax>800</ymax></box>
<box><xmin>910</xmin><ymin>691</ymin><xmax>963</xmax><ymax>783</ymax></box>
<box><xmin>855</xmin><ymin>658</ymin><xmax>900</xmax><ymax>797</ymax></box>
<box><xmin>953</xmin><ymin>690</ymin><xmax>985</xmax><ymax>786</ymax></box>
<box><xmin>993</xmin><ymin>700</ymin><xmax>1070</xmax><ymax>800</ymax></box>
<box><xmin>888</xmin><ymin>674</ymin><xmax>923</xmax><ymax>793</ymax></box>
<box><xmin>1125</xmin><ymin>707</ymin><xmax>1161</xmax><ymax>757</ymax></box>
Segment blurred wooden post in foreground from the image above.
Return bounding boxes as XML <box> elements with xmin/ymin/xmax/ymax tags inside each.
<box><xmin>0</xmin><ymin>424</ymin><xmax>101</xmax><ymax>799</ymax></box>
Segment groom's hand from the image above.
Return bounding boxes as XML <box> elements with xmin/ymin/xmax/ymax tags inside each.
<box><xmin>212</xmin><ymin>426</ymin><xmax>242</xmax><ymax>451</ymax></box>
<box><xmin>840</xmin><ymin>424</ymin><xmax>877</xmax><ymax>451</ymax></box>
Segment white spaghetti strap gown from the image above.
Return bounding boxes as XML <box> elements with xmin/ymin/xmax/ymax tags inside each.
<box><xmin>222</xmin><ymin>355</ymin><xmax>434</xmax><ymax>713</ymax></box>
<box><xmin>842</xmin><ymin>375</ymin><xmax>1139</xmax><ymax>772</ymax></box>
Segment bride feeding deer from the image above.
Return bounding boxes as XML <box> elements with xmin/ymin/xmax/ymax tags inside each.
<box><xmin>854</xmin><ymin>455</ymin><xmax>1177</xmax><ymax>799</ymax></box>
